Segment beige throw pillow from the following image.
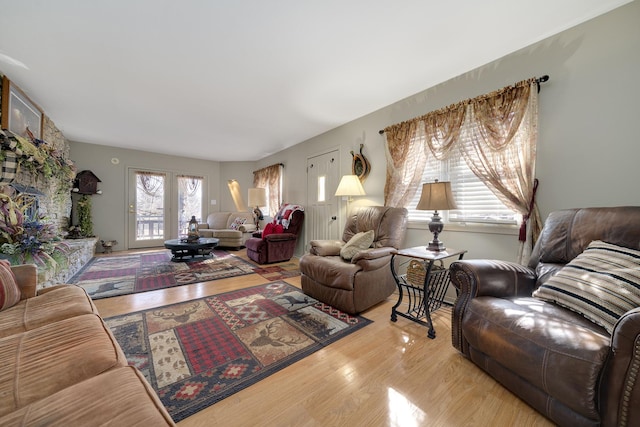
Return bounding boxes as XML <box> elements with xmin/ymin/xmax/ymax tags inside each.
<box><xmin>340</xmin><ymin>230</ymin><xmax>375</xmax><ymax>261</ymax></box>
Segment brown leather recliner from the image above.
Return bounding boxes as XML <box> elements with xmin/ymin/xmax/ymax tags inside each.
<box><xmin>300</xmin><ymin>206</ymin><xmax>408</xmax><ymax>314</ymax></box>
<box><xmin>450</xmin><ymin>206</ymin><xmax>640</xmax><ymax>427</ymax></box>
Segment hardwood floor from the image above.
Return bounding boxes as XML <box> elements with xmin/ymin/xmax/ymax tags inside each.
<box><xmin>94</xmin><ymin>249</ymin><xmax>553</xmax><ymax>427</ymax></box>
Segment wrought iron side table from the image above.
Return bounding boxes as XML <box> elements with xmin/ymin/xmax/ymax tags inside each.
<box><xmin>390</xmin><ymin>246</ymin><xmax>467</xmax><ymax>338</ymax></box>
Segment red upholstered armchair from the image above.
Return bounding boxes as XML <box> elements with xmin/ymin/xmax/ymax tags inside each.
<box><xmin>245</xmin><ymin>205</ymin><xmax>304</xmax><ymax>264</ymax></box>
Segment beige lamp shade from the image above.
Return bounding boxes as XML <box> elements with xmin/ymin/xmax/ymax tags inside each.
<box><xmin>247</xmin><ymin>187</ymin><xmax>267</xmax><ymax>207</ymax></box>
<box><xmin>335</xmin><ymin>175</ymin><xmax>366</xmax><ymax>197</ymax></box>
<box><xmin>416</xmin><ymin>180</ymin><xmax>456</xmax><ymax>251</ymax></box>
<box><xmin>416</xmin><ymin>181</ymin><xmax>457</xmax><ymax>211</ymax></box>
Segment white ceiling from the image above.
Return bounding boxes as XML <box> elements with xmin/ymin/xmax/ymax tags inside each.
<box><xmin>0</xmin><ymin>1</ymin><xmax>631</xmax><ymax>162</ymax></box>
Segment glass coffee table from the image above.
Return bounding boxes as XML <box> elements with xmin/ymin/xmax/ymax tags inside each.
<box><xmin>163</xmin><ymin>237</ymin><xmax>219</xmax><ymax>261</ymax></box>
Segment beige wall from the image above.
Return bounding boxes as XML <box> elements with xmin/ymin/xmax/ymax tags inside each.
<box><xmin>71</xmin><ymin>1</ymin><xmax>640</xmax><ymax>258</ymax></box>
<box><xmin>254</xmin><ymin>1</ymin><xmax>640</xmax><ymax>261</ymax></box>
<box><xmin>68</xmin><ymin>142</ymin><xmax>222</xmax><ymax>246</ymax></box>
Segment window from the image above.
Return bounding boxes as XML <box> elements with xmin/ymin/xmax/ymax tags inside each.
<box><xmin>317</xmin><ymin>175</ymin><xmax>326</xmax><ymax>202</ymax></box>
<box><xmin>408</xmin><ymin>152</ymin><xmax>518</xmax><ymax>225</ymax></box>
<box><xmin>253</xmin><ymin>163</ymin><xmax>283</xmax><ymax>217</ymax></box>
<box><xmin>177</xmin><ymin>175</ymin><xmax>203</xmax><ymax>235</ymax></box>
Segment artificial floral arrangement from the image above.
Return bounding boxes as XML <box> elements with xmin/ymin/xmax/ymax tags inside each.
<box><xmin>0</xmin><ymin>193</ymin><xmax>69</xmax><ymax>271</ymax></box>
<box><xmin>0</xmin><ymin>129</ymin><xmax>76</xmax><ymax>187</ymax></box>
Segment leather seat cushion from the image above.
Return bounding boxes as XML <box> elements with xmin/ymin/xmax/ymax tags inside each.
<box><xmin>462</xmin><ymin>296</ymin><xmax>610</xmax><ymax>420</ymax></box>
<box><xmin>299</xmin><ymin>255</ymin><xmax>361</xmax><ymax>291</ymax></box>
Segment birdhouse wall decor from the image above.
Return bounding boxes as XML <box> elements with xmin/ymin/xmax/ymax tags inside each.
<box><xmin>73</xmin><ymin>170</ymin><xmax>102</xmax><ymax>195</ymax></box>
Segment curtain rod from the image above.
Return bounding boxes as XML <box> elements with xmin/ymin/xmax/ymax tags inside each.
<box><xmin>252</xmin><ymin>163</ymin><xmax>284</xmax><ymax>174</ymax></box>
<box><xmin>378</xmin><ymin>75</ymin><xmax>550</xmax><ymax>135</ymax></box>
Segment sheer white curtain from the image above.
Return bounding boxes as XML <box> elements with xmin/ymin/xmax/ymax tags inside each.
<box><xmin>253</xmin><ymin>164</ymin><xmax>283</xmax><ymax>217</ymax></box>
<box><xmin>383</xmin><ymin>78</ymin><xmax>540</xmax><ymax>264</ymax></box>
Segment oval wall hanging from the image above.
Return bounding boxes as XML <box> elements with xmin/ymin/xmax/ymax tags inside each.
<box><xmin>351</xmin><ymin>143</ymin><xmax>371</xmax><ymax>182</ymax></box>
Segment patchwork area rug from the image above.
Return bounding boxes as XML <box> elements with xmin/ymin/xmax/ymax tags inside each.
<box><xmin>69</xmin><ymin>249</ymin><xmax>300</xmax><ymax>299</ymax></box>
<box><xmin>105</xmin><ymin>282</ymin><xmax>371</xmax><ymax>422</ymax></box>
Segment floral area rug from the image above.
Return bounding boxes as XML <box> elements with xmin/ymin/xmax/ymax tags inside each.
<box><xmin>69</xmin><ymin>249</ymin><xmax>300</xmax><ymax>299</ymax></box>
<box><xmin>104</xmin><ymin>281</ymin><xmax>372</xmax><ymax>422</ymax></box>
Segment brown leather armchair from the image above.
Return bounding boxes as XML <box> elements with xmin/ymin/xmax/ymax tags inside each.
<box><xmin>300</xmin><ymin>206</ymin><xmax>408</xmax><ymax>314</ymax></box>
<box><xmin>450</xmin><ymin>206</ymin><xmax>640</xmax><ymax>427</ymax></box>
<box><xmin>245</xmin><ymin>209</ymin><xmax>304</xmax><ymax>264</ymax></box>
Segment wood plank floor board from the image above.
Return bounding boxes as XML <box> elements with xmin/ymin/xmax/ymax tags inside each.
<box><xmin>93</xmin><ymin>249</ymin><xmax>553</xmax><ymax>427</ymax></box>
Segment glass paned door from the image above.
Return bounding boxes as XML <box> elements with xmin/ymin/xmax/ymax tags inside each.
<box><xmin>128</xmin><ymin>170</ymin><xmax>169</xmax><ymax>248</ymax></box>
<box><xmin>177</xmin><ymin>175</ymin><xmax>203</xmax><ymax>237</ymax></box>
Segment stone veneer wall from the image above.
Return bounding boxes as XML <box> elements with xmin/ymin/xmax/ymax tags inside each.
<box><xmin>1</xmin><ymin>74</ymin><xmax>95</xmax><ymax>285</ymax></box>
<box><xmin>38</xmin><ymin>237</ymin><xmax>97</xmax><ymax>289</ymax></box>
<box><xmin>1</xmin><ymin>74</ymin><xmax>73</xmax><ymax>231</ymax></box>
<box><xmin>6</xmin><ymin>114</ymin><xmax>74</xmax><ymax>232</ymax></box>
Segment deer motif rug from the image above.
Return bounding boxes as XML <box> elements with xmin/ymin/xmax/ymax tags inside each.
<box><xmin>69</xmin><ymin>249</ymin><xmax>300</xmax><ymax>299</ymax></box>
<box><xmin>104</xmin><ymin>281</ymin><xmax>372</xmax><ymax>422</ymax></box>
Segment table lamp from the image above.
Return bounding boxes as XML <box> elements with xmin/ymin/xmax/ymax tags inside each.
<box><xmin>247</xmin><ymin>187</ymin><xmax>267</xmax><ymax>230</ymax></box>
<box><xmin>416</xmin><ymin>180</ymin><xmax>457</xmax><ymax>251</ymax></box>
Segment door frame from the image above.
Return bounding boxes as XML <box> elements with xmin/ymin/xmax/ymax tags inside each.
<box><xmin>126</xmin><ymin>168</ymin><xmax>208</xmax><ymax>249</ymax></box>
<box><xmin>305</xmin><ymin>146</ymin><xmax>342</xmax><ymax>251</ymax></box>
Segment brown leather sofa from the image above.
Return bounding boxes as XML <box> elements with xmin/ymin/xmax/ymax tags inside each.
<box><xmin>450</xmin><ymin>206</ymin><xmax>640</xmax><ymax>427</ymax></box>
<box><xmin>0</xmin><ymin>263</ymin><xmax>174</xmax><ymax>426</ymax></box>
<box><xmin>300</xmin><ymin>206</ymin><xmax>408</xmax><ymax>314</ymax></box>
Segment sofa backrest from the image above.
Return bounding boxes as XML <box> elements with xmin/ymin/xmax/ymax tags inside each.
<box><xmin>343</xmin><ymin>206</ymin><xmax>408</xmax><ymax>249</ymax></box>
<box><xmin>205</xmin><ymin>212</ymin><xmax>253</xmax><ymax>230</ymax></box>
<box><xmin>225</xmin><ymin>212</ymin><xmax>254</xmax><ymax>229</ymax></box>
<box><xmin>206</xmin><ymin>212</ymin><xmax>232</xmax><ymax>229</ymax></box>
<box><xmin>528</xmin><ymin>207</ymin><xmax>640</xmax><ymax>280</ymax></box>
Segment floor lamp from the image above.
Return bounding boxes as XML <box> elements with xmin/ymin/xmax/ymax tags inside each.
<box><xmin>335</xmin><ymin>175</ymin><xmax>366</xmax><ymax>216</ymax></box>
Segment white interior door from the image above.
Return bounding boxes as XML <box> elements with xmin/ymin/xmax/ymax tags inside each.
<box><xmin>306</xmin><ymin>150</ymin><xmax>341</xmax><ymax>249</ymax></box>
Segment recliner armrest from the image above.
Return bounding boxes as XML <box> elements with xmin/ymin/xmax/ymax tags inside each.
<box><xmin>450</xmin><ymin>259</ymin><xmax>537</xmax><ymax>299</ymax></box>
<box><xmin>450</xmin><ymin>259</ymin><xmax>537</xmax><ymax>354</ymax></box>
<box><xmin>351</xmin><ymin>247</ymin><xmax>395</xmax><ymax>263</ymax></box>
<box><xmin>602</xmin><ymin>307</ymin><xmax>640</xmax><ymax>426</ymax></box>
<box><xmin>264</xmin><ymin>232</ymin><xmax>296</xmax><ymax>242</ymax></box>
<box><xmin>309</xmin><ymin>240</ymin><xmax>343</xmax><ymax>256</ymax></box>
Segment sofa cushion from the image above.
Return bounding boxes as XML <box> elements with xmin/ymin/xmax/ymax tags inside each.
<box><xmin>206</xmin><ymin>212</ymin><xmax>232</xmax><ymax>229</ymax></box>
<box><xmin>0</xmin><ymin>366</ymin><xmax>175</xmax><ymax>426</ymax></box>
<box><xmin>211</xmin><ymin>229</ymin><xmax>242</xmax><ymax>239</ymax></box>
<box><xmin>0</xmin><ymin>313</ymin><xmax>127</xmax><ymax>417</ymax></box>
<box><xmin>229</xmin><ymin>216</ymin><xmax>246</xmax><ymax>230</ymax></box>
<box><xmin>0</xmin><ymin>285</ymin><xmax>97</xmax><ymax>339</ymax></box>
<box><xmin>464</xmin><ymin>296</ymin><xmax>610</xmax><ymax>420</ymax></box>
<box><xmin>0</xmin><ymin>260</ymin><xmax>21</xmax><ymax>311</ymax></box>
<box><xmin>224</xmin><ymin>212</ymin><xmax>254</xmax><ymax>229</ymax></box>
<box><xmin>533</xmin><ymin>240</ymin><xmax>640</xmax><ymax>334</ymax></box>
<box><xmin>340</xmin><ymin>230</ymin><xmax>374</xmax><ymax>261</ymax></box>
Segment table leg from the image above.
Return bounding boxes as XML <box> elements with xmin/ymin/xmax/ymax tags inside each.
<box><xmin>390</xmin><ymin>254</ymin><xmax>402</xmax><ymax>322</ymax></box>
